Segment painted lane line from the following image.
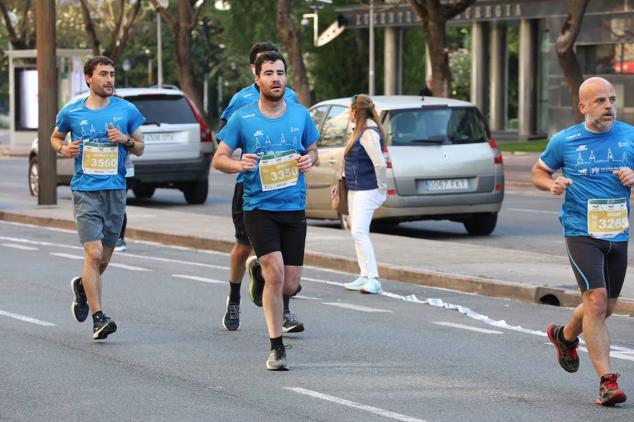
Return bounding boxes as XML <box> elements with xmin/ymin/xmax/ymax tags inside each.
<box><xmin>0</xmin><ymin>310</ymin><xmax>56</xmax><ymax>327</ymax></box>
<box><xmin>285</xmin><ymin>387</ymin><xmax>426</xmax><ymax>422</ymax></box>
<box><xmin>118</xmin><ymin>252</ymin><xmax>228</xmax><ymax>270</ymax></box>
<box><xmin>172</xmin><ymin>274</ymin><xmax>226</xmax><ymax>284</ymax></box>
<box><xmin>506</xmin><ymin>207</ymin><xmax>559</xmax><ymax>215</ymax></box>
<box><xmin>1</xmin><ymin>236</ymin><xmax>82</xmax><ymax>251</ymax></box>
<box><xmin>108</xmin><ymin>263</ymin><xmax>151</xmax><ymax>272</ymax></box>
<box><xmin>294</xmin><ymin>294</ymin><xmax>322</xmax><ymax>300</ymax></box>
<box><xmin>546</xmin><ymin>343</ymin><xmax>634</xmax><ymax>362</ymax></box>
<box><xmin>322</xmin><ymin>302</ymin><xmax>392</xmax><ymax>313</ymax></box>
<box><xmin>0</xmin><ymin>220</ymin><xmax>76</xmax><ymax>234</ymax></box>
<box><xmin>2</xmin><ymin>243</ymin><xmax>38</xmax><ymax>251</ymax></box>
<box><xmin>302</xmin><ymin>276</ymin><xmax>345</xmax><ymax>287</ymax></box>
<box><xmin>50</xmin><ymin>252</ymin><xmax>84</xmax><ymax>260</ymax></box>
<box><xmin>434</xmin><ymin>321</ymin><xmax>504</xmax><ymax>335</ymax></box>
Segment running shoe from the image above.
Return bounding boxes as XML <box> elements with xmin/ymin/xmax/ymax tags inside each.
<box><xmin>344</xmin><ymin>276</ymin><xmax>367</xmax><ymax>291</ymax></box>
<box><xmin>360</xmin><ymin>278</ymin><xmax>383</xmax><ymax>294</ymax></box>
<box><xmin>222</xmin><ymin>297</ymin><xmax>240</xmax><ymax>331</ymax></box>
<box><xmin>70</xmin><ymin>276</ymin><xmax>89</xmax><ymax>322</ymax></box>
<box><xmin>282</xmin><ymin>312</ymin><xmax>304</xmax><ymax>333</ymax></box>
<box><xmin>114</xmin><ymin>238</ymin><xmax>127</xmax><ymax>252</ymax></box>
<box><xmin>596</xmin><ymin>373</ymin><xmax>627</xmax><ymax>406</ymax></box>
<box><xmin>247</xmin><ymin>256</ymin><xmax>264</xmax><ymax>307</ymax></box>
<box><xmin>93</xmin><ymin>313</ymin><xmax>117</xmax><ymax>340</ymax></box>
<box><xmin>546</xmin><ymin>323</ymin><xmax>579</xmax><ymax>373</ymax></box>
<box><xmin>266</xmin><ymin>346</ymin><xmax>289</xmax><ymax>371</ymax></box>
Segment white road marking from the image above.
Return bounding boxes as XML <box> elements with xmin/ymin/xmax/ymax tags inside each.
<box><xmin>2</xmin><ymin>243</ymin><xmax>38</xmax><ymax>251</ymax></box>
<box><xmin>50</xmin><ymin>252</ymin><xmax>84</xmax><ymax>260</ymax></box>
<box><xmin>285</xmin><ymin>387</ymin><xmax>426</xmax><ymax>422</ymax></box>
<box><xmin>546</xmin><ymin>343</ymin><xmax>634</xmax><ymax>362</ymax></box>
<box><xmin>118</xmin><ymin>252</ymin><xmax>228</xmax><ymax>270</ymax></box>
<box><xmin>0</xmin><ymin>220</ymin><xmax>76</xmax><ymax>234</ymax></box>
<box><xmin>302</xmin><ymin>276</ymin><xmax>345</xmax><ymax>287</ymax></box>
<box><xmin>294</xmin><ymin>294</ymin><xmax>322</xmax><ymax>300</ymax></box>
<box><xmin>108</xmin><ymin>262</ymin><xmax>151</xmax><ymax>272</ymax></box>
<box><xmin>0</xmin><ymin>310</ymin><xmax>56</xmax><ymax>327</ymax></box>
<box><xmin>434</xmin><ymin>321</ymin><xmax>504</xmax><ymax>334</ymax></box>
<box><xmin>1</xmin><ymin>236</ymin><xmax>82</xmax><ymax>250</ymax></box>
<box><xmin>172</xmin><ymin>274</ymin><xmax>226</xmax><ymax>284</ymax></box>
<box><xmin>322</xmin><ymin>302</ymin><xmax>392</xmax><ymax>313</ymax></box>
<box><xmin>506</xmin><ymin>207</ymin><xmax>558</xmax><ymax>215</ymax></box>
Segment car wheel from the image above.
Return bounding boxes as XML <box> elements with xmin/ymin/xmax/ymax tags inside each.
<box><xmin>28</xmin><ymin>156</ymin><xmax>39</xmax><ymax>196</ymax></box>
<box><xmin>132</xmin><ymin>184</ymin><xmax>156</xmax><ymax>199</ymax></box>
<box><xmin>183</xmin><ymin>179</ymin><xmax>208</xmax><ymax>204</ymax></box>
<box><xmin>464</xmin><ymin>212</ymin><xmax>498</xmax><ymax>236</ymax></box>
<box><xmin>338</xmin><ymin>213</ymin><xmax>351</xmax><ymax>231</ymax></box>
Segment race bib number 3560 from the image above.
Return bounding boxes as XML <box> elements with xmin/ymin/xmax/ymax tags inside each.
<box><xmin>82</xmin><ymin>141</ymin><xmax>119</xmax><ymax>175</ymax></box>
<box><xmin>259</xmin><ymin>150</ymin><xmax>299</xmax><ymax>191</ymax></box>
<box><xmin>587</xmin><ymin>198</ymin><xmax>629</xmax><ymax>239</ymax></box>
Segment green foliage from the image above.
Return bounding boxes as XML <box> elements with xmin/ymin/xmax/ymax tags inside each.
<box><xmin>498</xmin><ymin>139</ymin><xmax>548</xmax><ymax>152</ymax></box>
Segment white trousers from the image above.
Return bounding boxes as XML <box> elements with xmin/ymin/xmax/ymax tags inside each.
<box><xmin>348</xmin><ymin>188</ymin><xmax>386</xmax><ymax>278</ymax></box>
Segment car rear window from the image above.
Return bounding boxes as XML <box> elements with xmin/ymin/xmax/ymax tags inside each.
<box><xmin>125</xmin><ymin>95</ymin><xmax>197</xmax><ymax>125</ymax></box>
<box><xmin>384</xmin><ymin>107</ymin><xmax>488</xmax><ymax>146</ymax></box>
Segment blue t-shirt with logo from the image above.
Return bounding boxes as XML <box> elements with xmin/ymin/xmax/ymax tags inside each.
<box><xmin>221</xmin><ymin>83</ymin><xmax>299</xmax><ymax>184</ymax></box>
<box><xmin>217</xmin><ymin>100</ymin><xmax>319</xmax><ymax>212</ymax></box>
<box><xmin>540</xmin><ymin>121</ymin><xmax>634</xmax><ymax>240</ymax></box>
<box><xmin>56</xmin><ymin>96</ymin><xmax>145</xmax><ymax>191</ymax></box>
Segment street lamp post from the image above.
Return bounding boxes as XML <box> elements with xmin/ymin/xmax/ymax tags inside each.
<box><xmin>122</xmin><ymin>59</ymin><xmax>131</xmax><ymax>87</ymax></box>
<box><xmin>369</xmin><ymin>0</ymin><xmax>375</xmax><ymax>96</ymax></box>
<box><xmin>156</xmin><ymin>0</ymin><xmax>169</xmax><ymax>86</ymax></box>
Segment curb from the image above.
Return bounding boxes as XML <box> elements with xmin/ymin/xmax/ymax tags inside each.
<box><xmin>2</xmin><ymin>210</ymin><xmax>633</xmax><ymax>317</ymax></box>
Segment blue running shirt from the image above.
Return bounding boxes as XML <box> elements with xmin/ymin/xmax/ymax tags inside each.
<box><xmin>540</xmin><ymin>121</ymin><xmax>634</xmax><ymax>240</ymax></box>
<box><xmin>217</xmin><ymin>100</ymin><xmax>319</xmax><ymax>211</ymax></box>
<box><xmin>221</xmin><ymin>83</ymin><xmax>299</xmax><ymax>184</ymax></box>
<box><xmin>56</xmin><ymin>96</ymin><xmax>145</xmax><ymax>191</ymax></box>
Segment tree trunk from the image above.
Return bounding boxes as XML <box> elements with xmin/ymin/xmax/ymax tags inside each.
<box><xmin>555</xmin><ymin>0</ymin><xmax>590</xmax><ymax>123</ymax></box>
<box><xmin>276</xmin><ymin>0</ymin><xmax>311</xmax><ymax>106</ymax></box>
<box><xmin>409</xmin><ymin>0</ymin><xmax>476</xmax><ymax>98</ymax></box>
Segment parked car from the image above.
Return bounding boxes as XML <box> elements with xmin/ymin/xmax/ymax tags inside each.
<box><xmin>305</xmin><ymin>95</ymin><xmax>504</xmax><ymax>235</ymax></box>
<box><xmin>28</xmin><ymin>86</ymin><xmax>215</xmax><ymax>204</ymax></box>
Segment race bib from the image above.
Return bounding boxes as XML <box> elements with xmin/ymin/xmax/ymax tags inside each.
<box><xmin>587</xmin><ymin>198</ymin><xmax>629</xmax><ymax>239</ymax></box>
<box><xmin>81</xmin><ymin>141</ymin><xmax>119</xmax><ymax>175</ymax></box>
<box><xmin>258</xmin><ymin>149</ymin><xmax>300</xmax><ymax>191</ymax></box>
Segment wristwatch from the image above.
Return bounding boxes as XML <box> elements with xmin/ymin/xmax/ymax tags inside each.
<box><xmin>125</xmin><ymin>137</ymin><xmax>135</xmax><ymax>148</ymax></box>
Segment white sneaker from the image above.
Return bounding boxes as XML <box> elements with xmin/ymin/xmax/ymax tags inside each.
<box><xmin>114</xmin><ymin>238</ymin><xmax>127</xmax><ymax>252</ymax></box>
<box><xmin>344</xmin><ymin>276</ymin><xmax>367</xmax><ymax>291</ymax></box>
<box><xmin>360</xmin><ymin>278</ymin><xmax>382</xmax><ymax>294</ymax></box>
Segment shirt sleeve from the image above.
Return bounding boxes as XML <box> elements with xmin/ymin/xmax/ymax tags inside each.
<box><xmin>220</xmin><ymin>93</ymin><xmax>242</xmax><ymax>121</ymax></box>
<box><xmin>55</xmin><ymin>107</ymin><xmax>70</xmax><ymax>134</ymax></box>
<box><xmin>127</xmin><ymin>102</ymin><xmax>146</xmax><ymax>134</ymax></box>
<box><xmin>301</xmin><ymin>109</ymin><xmax>320</xmax><ymax>148</ymax></box>
<box><xmin>539</xmin><ymin>134</ymin><xmax>564</xmax><ymax>172</ymax></box>
<box><xmin>286</xmin><ymin>88</ymin><xmax>299</xmax><ymax>105</ymax></box>
<box><xmin>216</xmin><ymin>112</ymin><xmax>243</xmax><ymax>150</ymax></box>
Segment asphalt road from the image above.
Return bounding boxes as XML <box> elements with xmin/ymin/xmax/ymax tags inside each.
<box><xmin>1</xmin><ymin>221</ymin><xmax>633</xmax><ymax>421</ymax></box>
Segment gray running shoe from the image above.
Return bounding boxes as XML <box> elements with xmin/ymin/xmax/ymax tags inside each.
<box><xmin>282</xmin><ymin>312</ymin><xmax>304</xmax><ymax>333</ymax></box>
<box><xmin>114</xmin><ymin>238</ymin><xmax>127</xmax><ymax>252</ymax></box>
<box><xmin>222</xmin><ymin>297</ymin><xmax>240</xmax><ymax>331</ymax></box>
<box><xmin>266</xmin><ymin>346</ymin><xmax>289</xmax><ymax>371</ymax></box>
<box><xmin>70</xmin><ymin>277</ymin><xmax>89</xmax><ymax>322</ymax></box>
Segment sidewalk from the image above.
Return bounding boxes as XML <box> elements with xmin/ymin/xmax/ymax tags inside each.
<box><xmin>2</xmin><ymin>175</ymin><xmax>634</xmax><ymax>316</ymax></box>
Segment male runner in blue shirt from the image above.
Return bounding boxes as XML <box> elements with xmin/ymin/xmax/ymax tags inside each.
<box><xmin>219</xmin><ymin>42</ymin><xmax>303</xmax><ymax>334</ymax></box>
<box><xmin>50</xmin><ymin>56</ymin><xmax>145</xmax><ymax>340</ymax></box>
<box><xmin>532</xmin><ymin>77</ymin><xmax>634</xmax><ymax>406</ymax></box>
<box><xmin>214</xmin><ymin>51</ymin><xmax>319</xmax><ymax>370</ymax></box>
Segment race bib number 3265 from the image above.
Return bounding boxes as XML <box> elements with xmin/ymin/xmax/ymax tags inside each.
<box><xmin>587</xmin><ymin>198</ymin><xmax>629</xmax><ymax>239</ymax></box>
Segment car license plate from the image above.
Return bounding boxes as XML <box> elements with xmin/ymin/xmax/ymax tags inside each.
<box><xmin>426</xmin><ymin>178</ymin><xmax>468</xmax><ymax>191</ymax></box>
<box><xmin>144</xmin><ymin>133</ymin><xmax>176</xmax><ymax>144</ymax></box>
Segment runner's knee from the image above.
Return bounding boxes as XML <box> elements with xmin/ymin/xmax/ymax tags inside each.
<box><xmin>583</xmin><ymin>289</ymin><xmax>608</xmax><ymax>318</ymax></box>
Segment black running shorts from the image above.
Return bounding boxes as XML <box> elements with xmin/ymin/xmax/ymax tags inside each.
<box><xmin>243</xmin><ymin>209</ymin><xmax>307</xmax><ymax>266</ymax></box>
<box><xmin>231</xmin><ymin>183</ymin><xmax>251</xmax><ymax>245</ymax></box>
<box><xmin>565</xmin><ymin>236</ymin><xmax>628</xmax><ymax>298</ymax></box>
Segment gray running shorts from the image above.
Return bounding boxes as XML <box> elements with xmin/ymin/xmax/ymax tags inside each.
<box><xmin>72</xmin><ymin>189</ymin><xmax>127</xmax><ymax>248</ymax></box>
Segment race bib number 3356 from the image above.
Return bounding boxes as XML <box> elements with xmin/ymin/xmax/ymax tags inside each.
<box><xmin>81</xmin><ymin>141</ymin><xmax>119</xmax><ymax>175</ymax></box>
<box><xmin>259</xmin><ymin>150</ymin><xmax>299</xmax><ymax>191</ymax></box>
<box><xmin>587</xmin><ymin>198</ymin><xmax>629</xmax><ymax>239</ymax></box>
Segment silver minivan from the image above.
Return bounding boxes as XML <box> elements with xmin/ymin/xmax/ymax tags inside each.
<box><xmin>28</xmin><ymin>87</ymin><xmax>215</xmax><ymax>204</ymax></box>
<box><xmin>305</xmin><ymin>96</ymin><xmax>504</xmax><ymax>235</ymax></box>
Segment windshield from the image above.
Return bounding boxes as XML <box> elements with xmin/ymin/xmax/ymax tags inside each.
<box><xmin>384</xmin><ymin>107</ymin><xmax>488</xmax><ymax>146</ymax></box>
<box><xmin>125</xmin><ymin>95</ymin><xmax>197</xmax><ymax>125</ymax></box>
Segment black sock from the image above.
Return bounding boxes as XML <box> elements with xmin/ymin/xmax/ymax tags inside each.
<box><xmin>229</xmin><ymin>282</ymin><xmax>241</xmax><ymax>303</ymax></box>
<box><xmin>270</xmin><ymin>336</ymin><xmax>284</xmax><ymax>350</ymax></box>
<box><xmin>558</xmin><ymin>326</ymin><xmax>577</xmax><ymax>346</ymax></box>
<box><xmin>92</xmin><ymin>311</ymin><xmax>103</xmax><ymax>322</ymax></box>
<box><xmin>283</xmin><ymin>294</ymin><xmax>290</xmax><ymax>314</ymax></box>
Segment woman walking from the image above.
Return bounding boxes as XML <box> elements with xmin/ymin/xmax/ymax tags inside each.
<box><xmin>332</xmin><ymin>94</ymin><xmax>387</xmax><ymax>294</ymax></box>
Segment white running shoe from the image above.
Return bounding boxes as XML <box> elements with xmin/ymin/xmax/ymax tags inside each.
<box><xmin>344</xmin><ymin>276</ymin><xmax>367</xmax><ymax>291</ymax></box>
<box><xmin>360</xmin><ymin>278</ymin><xmax>382</xmax><ymax>294</ymax></box>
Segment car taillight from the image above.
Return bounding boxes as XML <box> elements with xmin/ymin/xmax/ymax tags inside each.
<box><xmin>489</xmin><ymin>137</ymin><xmax>503</xmax><ymax>164</ymax></box>
<box><xmin>184</xmin><ymin>95</ymin><xmax>214</xmax><ymax>143</ymax></box>
<box><xmin>382</xmin><ymin>144</ymin><xmax>393</xmax><ymax>169</ymax></box>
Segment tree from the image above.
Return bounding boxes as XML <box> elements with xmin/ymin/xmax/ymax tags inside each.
<box><xmin>0</xmin><ymin>0</ymin><xmax>35</xmax><ymax>49</ymax></box>
<box><xmin>151</xmin><ymin>0</ymin><xmax>208</xmax><ymax>112</ymax></box>
<box><xmin>276</xmin><ymin>0</ymin><xmax>311</xmax><ymax>106</ymax></box>
<box><xmin>408</xmin><ymin>0</ymin><xmax>475</xmax><ymax>98</ymax></box>
<box><xmin>556</xmin><ymin>0</ymin><xmax>589</xmax><ymax>123</ymax></box>
<box><xmin>78</xmin><ymin>0</ymin><xmax>144</xmax><ymax>62</ymax></box>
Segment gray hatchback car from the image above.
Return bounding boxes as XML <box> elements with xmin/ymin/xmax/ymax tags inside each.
<box><xmin>305</xmin><ymin>96</ymin><xmax>504</xmax><ymax>235</ymax></box>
